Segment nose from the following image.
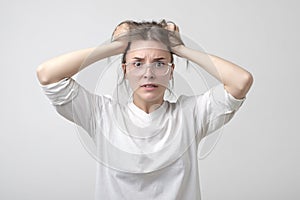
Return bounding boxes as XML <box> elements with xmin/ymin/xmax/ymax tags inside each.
<box><xmin>143</xmin><ymin>65</ymin><xmax>155</xmax><ymax>79</ymax></box>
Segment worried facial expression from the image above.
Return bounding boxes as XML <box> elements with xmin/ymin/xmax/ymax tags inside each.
<box><xmin>123</xmin><ymin>40</ymin><xmax>174</xmax><ymax>106</ymax></box>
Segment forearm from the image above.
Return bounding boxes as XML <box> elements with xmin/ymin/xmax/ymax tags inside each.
<box><xmin>173</xmin><ymin>46</ymin><xmax>253</xmax><ymax>99</ymax></box>
<box><xmin>37</xmin><ymin>41</ymin><xmax>125</xmax><ymax>85</ymax></box>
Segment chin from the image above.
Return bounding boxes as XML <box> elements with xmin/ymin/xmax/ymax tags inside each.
<box><xmin>134</xmin><ymin>92</ymin><xmax>164</xmax><ymax>104</ymax></box>
<box><xmin>142</xmin><ymin>95</ymin><xmax>163</xmax><ymax>103</ymax></box>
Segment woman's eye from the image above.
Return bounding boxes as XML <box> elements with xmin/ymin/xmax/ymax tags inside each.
<box><xmin>134</xmin><ymin>62</ymin><xmax>143</xmax><ymax>67</ymax></box>
<box><xmin>155</xmin><ymin>62</ymin><xmax>165</xmax><ymax>68</ymax></box>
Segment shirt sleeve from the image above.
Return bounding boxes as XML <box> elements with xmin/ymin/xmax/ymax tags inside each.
<box><xmin>195</xmin><ymin>84</ymin><xmax>246</xmax><ymax>138</ymax></box>
<box><xmin>40</xmin><ymin>78</ymin><xmax>106</xmax><ymax>138</ymax></box>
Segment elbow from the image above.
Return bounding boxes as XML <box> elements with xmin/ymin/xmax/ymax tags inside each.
<box><xmin>236</xmin><ymin>72</ymin><xmax>254</xmax><ymax>98</ymax></box>
<box><xmin>242</xmin><ymin>72</ymin><xmax>254</xmax><ymax>91</ymax></box>
<box><xmin>36</xmin><ymin>64</ymin><xmax>52</xmax><ymax>85</ymax></box>
<box><xmin>225</xmin><ymin>71</ymin><xmax>254</xmax><ymax>99</ymax></box>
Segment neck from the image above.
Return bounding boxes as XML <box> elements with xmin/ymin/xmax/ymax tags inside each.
<box><xmin>133</xmin><ymin>97</ymin><xmax>164</xmax><ymax>114</ymax></box>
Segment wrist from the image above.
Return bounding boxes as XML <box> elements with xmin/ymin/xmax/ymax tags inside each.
<box><xmin>110</xmin><ymin>40</ymin><xmax>128</xmax><ymax>55</ymax></box>
<box><xmin>172</xmin><ymin>45</ymin><xmax>186</xmax><ymax>58</ymax></box>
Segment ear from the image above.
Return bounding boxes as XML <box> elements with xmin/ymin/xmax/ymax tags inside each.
<box><xmin>169</xmin><ymin>63</ymin><xmax>175</xmax><ymax>80</ymax></box>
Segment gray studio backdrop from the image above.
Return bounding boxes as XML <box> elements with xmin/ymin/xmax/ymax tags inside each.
<box><xmin>1</xmin><ymin>0</ymin><xmax>299</xmax><ymax>199</ymax></box>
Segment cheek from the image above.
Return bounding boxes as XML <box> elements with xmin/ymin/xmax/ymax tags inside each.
<box><xmin>157</xmin><ymin>70</ymin><xmax>173</xmax><ymax>87</ymax></box>
<box><xmin>156</xmin><ymin>76</ymin><xmax>171</xmax><ymax>88</ymax></box>
<box><xmin>126</xmin><ymin>74</ymin><xmax>141</xmax><ymax>91</ymax></box>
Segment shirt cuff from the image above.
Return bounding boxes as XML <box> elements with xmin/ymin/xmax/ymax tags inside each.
<box><xmin>40</xmin><ymin>78</ymin><xmax>79</xmax><ymax>106</ymax></box>
<box><xmin>212</xmin><ymin>84</ymin><xmax>246</xmax><ymax>111</ymax></box>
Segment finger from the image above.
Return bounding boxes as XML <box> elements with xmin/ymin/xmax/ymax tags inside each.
<box><xmin>166</xmin><ymin>21</ymin><xmax>179</xmax><ymax>32</ymax></box>
<box><xmin>112</xmin><ymin>23</ymin><xmax>130</xmax><ymax>41</ymax></box>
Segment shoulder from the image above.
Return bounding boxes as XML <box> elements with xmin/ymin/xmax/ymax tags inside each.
<box><xmin>165</xmin><ymin>95</ymin><xmax>201</xmax><ymax>112</ymax></box>
<box><xmin>167</xmin><ymin>83</ymin><xmax>246</xmax><ymax>110</ymax></box>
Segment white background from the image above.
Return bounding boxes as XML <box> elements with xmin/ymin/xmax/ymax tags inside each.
<box><xmin>0</xmin><ymin>0</ymin><xmax>299</xmax><ymax>199</ymax></box>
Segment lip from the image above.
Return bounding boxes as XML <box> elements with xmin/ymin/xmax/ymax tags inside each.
<box><xmin>140</xmin><ymin>83</ymin><xmax>158</xmax><ymax>91</ymax></box>
<box><xmin>140</xmin><ymin>83</ymin><xmax>158</xmax><ymax>87</ymax></box>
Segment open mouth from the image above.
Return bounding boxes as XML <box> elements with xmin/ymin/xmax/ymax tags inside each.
<box><xmin>141</xmin><ymin>83</ymin><xmax>158</xmax><ymax>88</ymax></box>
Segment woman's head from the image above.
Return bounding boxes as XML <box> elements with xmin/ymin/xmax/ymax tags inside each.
<box><xmin>112</xmin><ymin>20</ymin><xmax>182</xmax><ymax>111</ymax></box>
<box><xmin>123</xmin><ymin>40</ymin><xmax>174</xmax><ymax>108</ymax></box>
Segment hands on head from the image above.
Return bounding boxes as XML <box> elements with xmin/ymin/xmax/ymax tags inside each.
<box><xmin>111</xmin><ymin>20</ymin><xmax>184</xmax><ymax>54</ymax></box>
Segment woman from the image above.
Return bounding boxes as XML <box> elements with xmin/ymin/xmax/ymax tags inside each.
<box><xmin>37</xmin><ymin>20</ymin><xmax>253</xmax><ymax>200</ymax></box>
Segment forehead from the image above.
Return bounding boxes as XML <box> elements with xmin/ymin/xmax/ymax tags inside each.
<box><xmin>130</xmin><ymin>40</ymin><xmax>169</xmax><ymax>50</ymax></box>
<box><xmin>126</xmin><ymin>40</ymin><xmax>170</xmax><ymax>59</ymax></box>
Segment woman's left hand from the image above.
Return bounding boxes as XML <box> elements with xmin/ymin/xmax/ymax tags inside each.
<box><xmin>165</xmin><ymin>22</ymin><xmax>185</xmax><ymax>55</ymax></box>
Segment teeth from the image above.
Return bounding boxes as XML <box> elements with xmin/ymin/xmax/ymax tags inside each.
<box><xmin>143</xmin><ymin>84</ymin><xmax>156</xmax><ymax>87</ymax></box>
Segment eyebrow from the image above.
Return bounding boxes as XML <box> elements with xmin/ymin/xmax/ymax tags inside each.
<box><xmin>131</xmin><ymin>57</ymin><xmax>166</xmax><ymax>61</ymax></box>
<box><xmin>153</xmin><ymin>57</ymin><xmax>166</xmax><ymax>61</ymax></box>
<box><xmin>132</xmin><ymin>57</ymin><xmax>144</xmax><ymax>61</ymax></box>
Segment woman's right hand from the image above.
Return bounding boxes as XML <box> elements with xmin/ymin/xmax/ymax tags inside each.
<box><xmin>111</xmin><ymin>21</ymin><xmax>133</xmax><ymax>42</ymax></box>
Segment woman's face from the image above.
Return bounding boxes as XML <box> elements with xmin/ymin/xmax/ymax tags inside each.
<box><xmin>123</xmin><ymin>40</ymin><xmax>173</xmax><ymax>106</ymax></box>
